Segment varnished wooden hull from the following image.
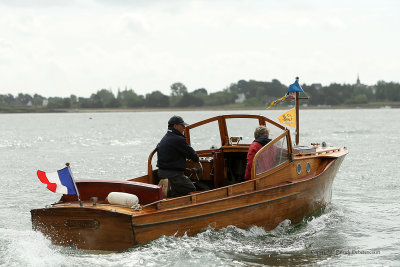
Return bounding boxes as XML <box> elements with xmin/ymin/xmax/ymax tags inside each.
<box><xmin>31</xmin><ymin>154</ymin><xmax>345</xmax><ymax>251</ymax></box>
<box><xmin>131</xmin><ymin>155</ymin><xmax>345</xmax><ymax>244</ymax></box>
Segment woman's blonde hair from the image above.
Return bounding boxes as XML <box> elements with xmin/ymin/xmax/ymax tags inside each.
<box><xmin>254</xmin><ymin>126</ymin><xmax>270</xmax><ymax>139</ymax></box>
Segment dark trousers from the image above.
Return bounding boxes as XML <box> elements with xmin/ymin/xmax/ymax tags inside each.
<box><xmin>168</xmin><ymin>173</ymin><xmax>196</xmax><ymax>197</ymax></box>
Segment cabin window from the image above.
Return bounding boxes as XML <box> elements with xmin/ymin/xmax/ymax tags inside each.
<box><xmin>225</xmin><ymin>118</ymin><xmax>261</xmax><ymax>144</ymax></box>
<box><xmin>189</xmin><ymin>120</ymin><xmax>221</xmax><ymax>151</ymax></box>
<box><xmin>226</xmin><ymin>118</ymin><xmax>284</xmax><ymax>144</ymax></box>
<box><xmin>254</xmin><ymin>135</ymin><xmax>289</xmax><ymax>176</ymax></box>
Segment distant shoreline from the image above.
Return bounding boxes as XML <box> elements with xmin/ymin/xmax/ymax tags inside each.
<box><xmin>0</xmin><ymin>103</ymin><xmax>399</xmax><ymax>114</ymax></box>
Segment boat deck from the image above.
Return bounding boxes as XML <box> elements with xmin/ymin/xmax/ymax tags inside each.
<box><xmin>50</xmin><ymin>201</ymin><xmax>157</xmax><ymax>215</ymax></box>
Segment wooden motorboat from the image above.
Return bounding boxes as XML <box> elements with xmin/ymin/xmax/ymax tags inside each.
<box><xmin>31</xmin><ymin>109</ymin><xmax>348</xmax><ymax>251</ymax></box>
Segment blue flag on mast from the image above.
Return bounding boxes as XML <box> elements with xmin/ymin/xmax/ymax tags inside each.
<box><xmin>287</xmin><ymin>78</ymin><xmax>304</xmax><ymax>93</ymax></box>
<box><xmin>266</xmin><ymin>77</ymin><xmax>303</xmax><ymax>109</ymax></box>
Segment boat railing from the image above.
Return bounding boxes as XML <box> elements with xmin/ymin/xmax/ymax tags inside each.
<box><xmin>147</xmin><ymin>148</ymin><xmax>158</xmax><ymax>185</ymax></box>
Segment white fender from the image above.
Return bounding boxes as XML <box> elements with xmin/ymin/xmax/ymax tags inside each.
<box><xmin>107</xmin><ymin>192</ymin><xmax>139</xmax><ymax>208</ymax></box>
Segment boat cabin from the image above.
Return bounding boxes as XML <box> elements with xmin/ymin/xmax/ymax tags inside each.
<box><xmin>145</xmin><ymin>114</ymin><xmax>292</xmax><ymax>190</ymax></box>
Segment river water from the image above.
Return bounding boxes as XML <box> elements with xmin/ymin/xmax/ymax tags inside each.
<box><xmin>0</xmin><ymin>109</ymin><xmax>399</xmax><ymax>266</ymax></box>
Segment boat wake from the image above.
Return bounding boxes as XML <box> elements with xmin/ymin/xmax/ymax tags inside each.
<box><xmin>125</xmin><ymin>203</ymin><xmax>347</xmax><ymax>266</ymax></box>
<box><xmin>0</xmin><ymin>228</ymin><xmax>66</xmax><ymax>267</ymax></box>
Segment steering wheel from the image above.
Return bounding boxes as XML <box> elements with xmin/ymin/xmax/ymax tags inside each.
<box><xmin>185</xmin><ymin>160</ymin><xmax>203</xmax><ymax>181</ymax></box>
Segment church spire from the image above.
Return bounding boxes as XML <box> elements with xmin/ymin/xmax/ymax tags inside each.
<box><xmin>356</xmin><ymin>73</ymin><xmax>361</xmax><ymax>85</ymax></box>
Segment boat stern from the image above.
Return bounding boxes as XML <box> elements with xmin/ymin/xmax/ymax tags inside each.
<box><xmin>31</xmin><ymin>206</ymin><xmax>135</xmax><ymax>251</ymax></box>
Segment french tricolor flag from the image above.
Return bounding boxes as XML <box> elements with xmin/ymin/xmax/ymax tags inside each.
<box><xmin>37</xmin><ymin>167</ymin><xmax>77</xmax><ymax>195</ymax></box>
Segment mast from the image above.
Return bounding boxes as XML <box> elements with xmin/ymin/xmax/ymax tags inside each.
<box><xmin>295</xmin><ymin>91</ymin><xmax>299</xmax><ymax>145</ymax></box>
<box><xmin>294</xmin><ymin>76</ymin><xmax>308</xmax><ymax>146</ymax></box>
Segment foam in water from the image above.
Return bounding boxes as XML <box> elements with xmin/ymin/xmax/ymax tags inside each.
<box><xmin>0</xmin><ymin>228</ymin><xmax>66</xmax><ymax>267</ymax></box>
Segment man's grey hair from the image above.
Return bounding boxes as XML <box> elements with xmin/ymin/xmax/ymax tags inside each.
<box><xmin>254</xmin><ymin>126</ymin><xmax>270</xmax><ymax>139</ymax></box>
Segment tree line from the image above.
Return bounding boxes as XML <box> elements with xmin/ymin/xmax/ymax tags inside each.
<box><xmin>1</xmin><ymin>79</ymin><xmax>399</xmax><ymax>110</ymax></box>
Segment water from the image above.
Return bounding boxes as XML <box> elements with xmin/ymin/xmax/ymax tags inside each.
<box><xmin>0</xmin><ymin>109</ymin><xmax>399</xmax><ymax>266</ymax></box>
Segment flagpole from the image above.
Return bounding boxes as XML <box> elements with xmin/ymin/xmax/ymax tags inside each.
<box><xmin>295</xmin><ymin>91</ymin><xmax>299</xmax><ymax>146</ymax></box>
<box><xmin>294</xmin><ymin>77</ymin><xmax>309</xmax><ymax>146</ymax></box>
<box><xmin>66</xmin><ymin>162</ymin><xmax>83</xmax><ymax>207</ymax></box>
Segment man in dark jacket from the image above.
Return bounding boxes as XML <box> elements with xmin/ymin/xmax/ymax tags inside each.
<box><xmin>157</xmin><ymin>115</ymin><xmax>199</xmax><ymax>197</ymax></box>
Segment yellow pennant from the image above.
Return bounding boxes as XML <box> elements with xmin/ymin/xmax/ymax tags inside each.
<box><xmin>266</xmin><ymin>95</ymin><xmax>286</xmax><ymax>109</ymax></box>
<box><xmin>278</xmin><ymin>108</ymin><xmax>296</xmax><ymax>128</ymax></box>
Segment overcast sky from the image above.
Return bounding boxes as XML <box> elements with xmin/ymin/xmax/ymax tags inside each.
<box><xmin>0</xmin><ymin>0</ymin><xmax>399</xmax><ymax>97</ymax></box>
